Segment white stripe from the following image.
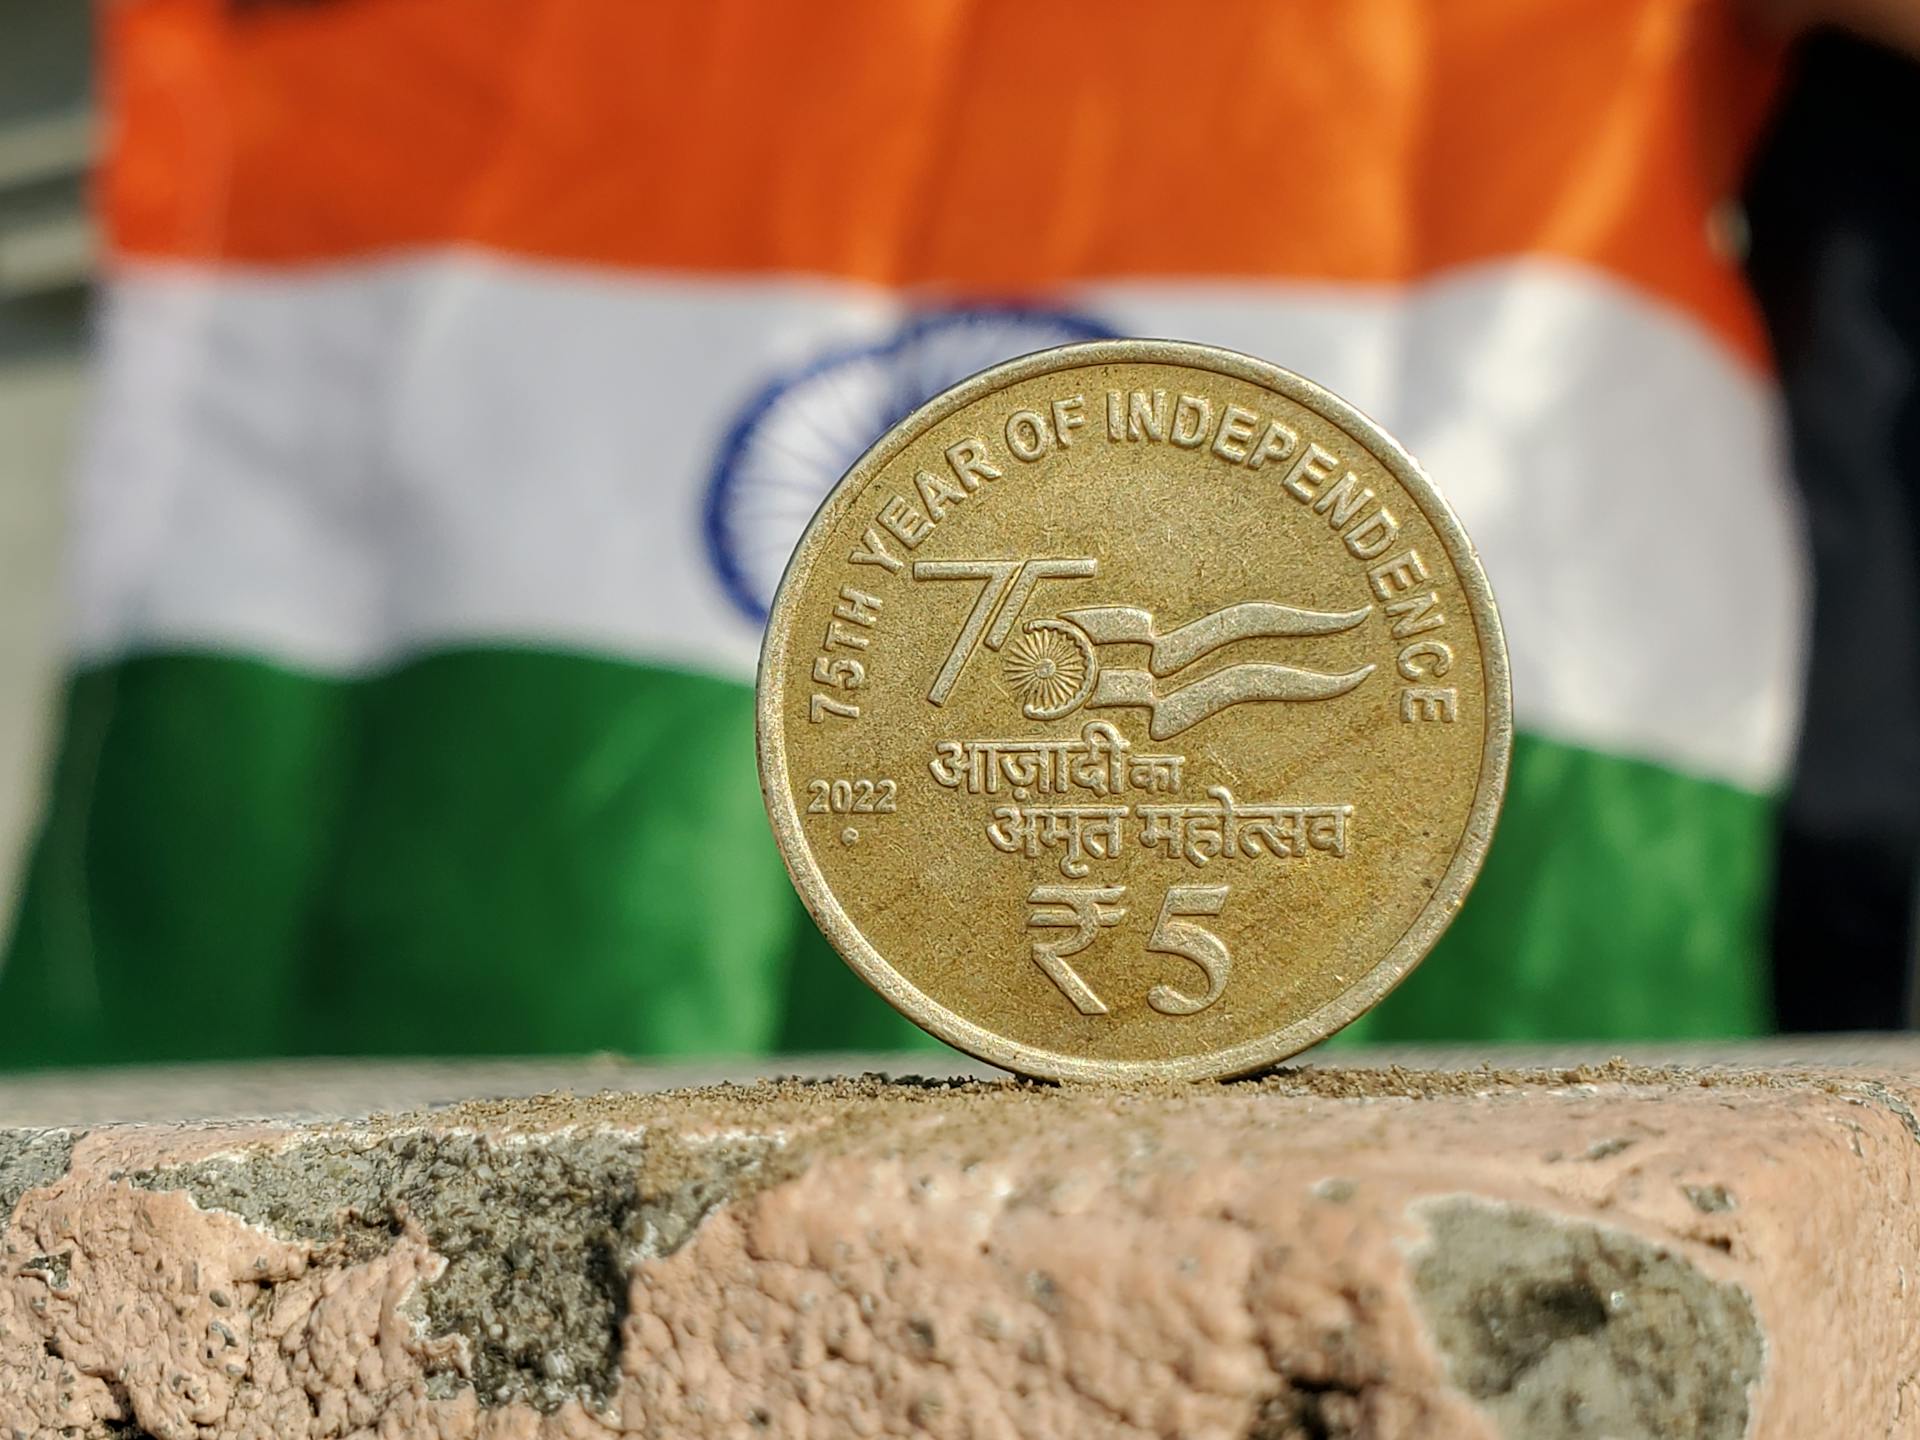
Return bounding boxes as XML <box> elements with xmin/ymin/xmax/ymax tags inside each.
<box><xmin>71</xmin><ymin>254</ymin><xmax>1803</xmax><ymax>791</ymax></box>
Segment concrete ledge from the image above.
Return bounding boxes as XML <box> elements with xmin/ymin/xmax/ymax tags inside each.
<box><xmin>3</xmin><ymin>1054</ymin><xmax>1918</xmax><ymax>1437</ymax></box>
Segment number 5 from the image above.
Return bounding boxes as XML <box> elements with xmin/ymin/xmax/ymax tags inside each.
<box><xmin>1146</xmin><ymin>885</ymin><xmax>1231</xmax><ymax>1016</ymax></box>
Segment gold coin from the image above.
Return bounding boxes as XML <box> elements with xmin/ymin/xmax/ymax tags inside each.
<box><xmin>758</xmin><ymin>340</ymin><xmax>1510</xmax><ymax>1080</ymax></box>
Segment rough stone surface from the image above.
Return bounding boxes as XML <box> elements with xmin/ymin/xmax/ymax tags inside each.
<box><xmin>1</xmin><ymin>1053</ymin><xmax>1917</xmax><ymax>1438</ymax></box>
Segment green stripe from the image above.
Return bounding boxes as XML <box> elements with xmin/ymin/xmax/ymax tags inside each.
<box><xmin>0</xmin><ymin>656</ymin><xmax>1774</xmax><ymax>1067</ymax></box>
<box><xmin>1341</xmin><ymin>733</ymin><xmax>1775</xmax><ymax>1045</ymax></box>
<box><xmin>0</xmin><ymin>652</ymin><xmax>930</xmax><ymax>1067</ymax></box>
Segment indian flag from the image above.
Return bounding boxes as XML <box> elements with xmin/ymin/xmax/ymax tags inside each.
<box><xmin>0</xmin><ymin>0</ymin><xmax>1803</xmax><ymax>1065</ymax></box>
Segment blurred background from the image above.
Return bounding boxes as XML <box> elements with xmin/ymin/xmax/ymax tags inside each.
<box><xmin>0</xmin><ymin>0</ymin><xmax>1915</xmax><ymax>1070</ymax></box>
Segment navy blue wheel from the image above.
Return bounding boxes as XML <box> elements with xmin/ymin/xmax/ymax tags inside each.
<box><xmin>704</xmin><ymin>306</ymin><xmax>1115</xmax><ymax>625</ymax></box>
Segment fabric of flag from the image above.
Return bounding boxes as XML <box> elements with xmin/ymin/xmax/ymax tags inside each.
<box><xmin>0</xmin><ymin>0</ymin><xmax>1803</xmax><ymax>1065</ymax></box>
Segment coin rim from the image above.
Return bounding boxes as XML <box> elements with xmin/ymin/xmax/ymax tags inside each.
<box><xmin>758</xmin><ymin>339</ymin><xmax>1513</xmax><ymax>1081</ymax></box>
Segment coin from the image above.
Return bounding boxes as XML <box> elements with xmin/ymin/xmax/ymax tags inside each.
<box><xmin>758</xmin><ymin>340</ymin><xmax>1510</xmax><ymax>1080</ymax></box>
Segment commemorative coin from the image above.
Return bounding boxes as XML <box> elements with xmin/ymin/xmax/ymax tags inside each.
<box><xmin>758</xmin><ymin>340</ymin><xmax>1510</xmax><ymax>1080</ymax></box>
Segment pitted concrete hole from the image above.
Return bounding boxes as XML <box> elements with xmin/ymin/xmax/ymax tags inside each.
<box><xmin>1247</xmin><ymin>1375</ymin><xmax>1366</xmax><ymax>1439</ymax></box>
<box><xmin>0</xmin><ymin>1128</ymin><xmax>77</xmax><ymax>1228</ymax></box>
<box><xmin>1411</xmin><ymin>1197</ymin><xmax>1762</xmax><ymax>1440</ymax></box>
<box><xmin>132</xmin><ymin>1126</ymin><xmax>773</xmax><ymax>1415</ymax></box>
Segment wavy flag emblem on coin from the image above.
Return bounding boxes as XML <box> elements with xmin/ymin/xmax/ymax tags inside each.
<box><xmin>1058</xmin><ymin>602</ymin><xmax>1374</xmax><ymax>739</ymax></box>
<box><xmin>914</xmin><ymin>557</ymin><xmax>1375</xmax><ymax>739</ymax></box>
